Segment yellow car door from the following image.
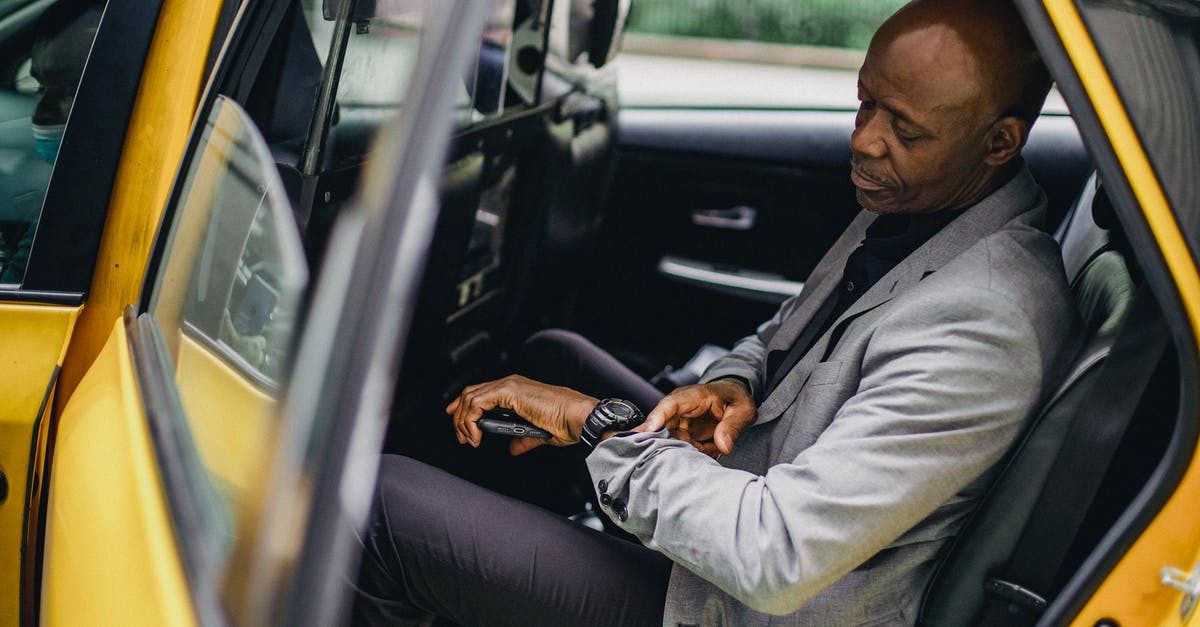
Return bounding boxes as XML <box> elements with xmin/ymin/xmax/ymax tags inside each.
<box><xmin>39</xmin><ymin>0</ymin><xmax>497</xmax><ymax>624</ymax></box>
<box><xmin>0</xmin><ymin>0</ymin><xmax>222</xmax><ymax>623</ymax></box>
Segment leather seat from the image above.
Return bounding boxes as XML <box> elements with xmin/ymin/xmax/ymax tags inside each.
<box><xmin>917</xmin><ymin>172</ymin><xmax>1137</xmax><ymax>625</ymax></box>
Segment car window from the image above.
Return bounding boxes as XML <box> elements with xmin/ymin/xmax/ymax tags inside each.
<box><xmin>147</xmin><ymin>95</ymin><xmax>308</xmax><ymax>539</ymax></box>
<box><xmin>0</xmin><ymin>0</ymin><xmax>103</xmax><ymax>286</ymax></box>
<box><xmin>1077</xmin><ymin>0</ymin><xmax>1200</xmax><ymax>240</ymax></box>
<box><xmin>305</xmin><ymin>0</ymin><xmax>516</xmax><ymax>127</ymax></box>
<box><xmin>614</xmin><ymin>0</ymin><xmax>1068</xmax><ymax>112</ymax></box>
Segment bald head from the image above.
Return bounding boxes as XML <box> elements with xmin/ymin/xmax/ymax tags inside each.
<box><xmin>874</xmin><ymin>0</ymin><xmax>1052</xmax><ymax>125</ymax></box>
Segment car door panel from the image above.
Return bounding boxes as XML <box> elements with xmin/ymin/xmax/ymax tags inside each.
<box><xmin>0</xmin><ymin>302</ymin><xmax>77</xmax><ymax>624</ymax></box>
<box><xmin>579</xmin><ymin>108</ymin><xmax>857</xmax><ymax>365</ymax></box>
<box><xmin>41</xmin><ymin>316</ymin><xmax>196</xmax><ymax>627</ymax></box>
<box><xmin>579</xmin><ymin>107</ymin><xmax>1089</xmax><ymax>368</ymax></box>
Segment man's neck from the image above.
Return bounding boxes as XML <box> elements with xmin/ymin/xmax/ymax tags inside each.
<box><xmin>911</xmin><ymin>160</ymin><xmax>1023</xmax><ymax>229</ymax></box>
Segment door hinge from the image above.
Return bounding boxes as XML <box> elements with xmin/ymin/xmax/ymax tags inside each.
<box><xmin>1160</xmin><ymin>564</ymin><xmax>1200</xmax><ymax>622</ymax></box>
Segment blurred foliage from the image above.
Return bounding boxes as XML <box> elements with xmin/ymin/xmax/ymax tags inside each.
<box><xmin>626</xmin><ymin>0</ymin><xmax>907</xmax><ymax>49</ymax></box>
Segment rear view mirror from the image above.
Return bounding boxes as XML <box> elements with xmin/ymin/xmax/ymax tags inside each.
<box><xmin>587</xmin><ymin>0</ymin><xmax>629</xmax><ymax>68</ymax></box>
<box><xmin>551</xmin><ymin>0</ymin><xmax>630</xmax><ymax>68</ymax></box>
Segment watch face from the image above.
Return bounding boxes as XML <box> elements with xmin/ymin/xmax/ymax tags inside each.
<box><xmin>609</xmin><ymin>401</ymin><xmax>633</xmax><ymax>419</ymax></box>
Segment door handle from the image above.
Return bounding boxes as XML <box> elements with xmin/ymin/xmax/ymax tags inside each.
<box><xmin>690</xmin><ymin>205</ymin><xmax>757</xmax><ymax>231</ymax></box>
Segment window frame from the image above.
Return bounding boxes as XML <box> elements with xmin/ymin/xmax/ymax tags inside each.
<box><xmin>1</xmin><ymin>0</ymin><xmax>167</xmax><ymax>299</ymax></box>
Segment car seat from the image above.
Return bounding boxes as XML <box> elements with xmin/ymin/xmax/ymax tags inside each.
<box><xmin>917</xmin><ymin>172</ymin><xmax>1148</xmax><ymax>625</ymax></box>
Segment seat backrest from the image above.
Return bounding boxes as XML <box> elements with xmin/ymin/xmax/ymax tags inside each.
<box><xmin>917</xmin><ymin>173</ymin><xmax>1135</xmax><ymax>625</ymax></box>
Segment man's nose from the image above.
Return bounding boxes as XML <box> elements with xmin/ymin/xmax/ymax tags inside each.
<box><xmin>850</xmin><ymin>114</ymin><xmax>888</xmax><ymax>159</ymax></box>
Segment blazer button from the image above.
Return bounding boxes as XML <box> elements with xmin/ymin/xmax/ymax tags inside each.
<box><xmin>615</xmin><ymin>506</ymin><xmax>628</xmax><ymax>522</ymax></box>
<box><xmin>597</xmin><ymin>479</ymin><xmax>608</xmax><ymax>493</ymax></box>
<box><xmin>600</xmin><ymin>493</ymin><xmax>613</xmax><ymax>506</ymax></box>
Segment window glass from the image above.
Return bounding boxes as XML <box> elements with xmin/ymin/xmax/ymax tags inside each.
<box><xmin>0</xmin><ymin>0</ymin><xmax>103</xmax><ymax>285</ymax></box>
<box><xmin>612</xmin><ymin>0</ymin><xmax>1068</xmax><ymax>112</ymax></box>
<box><xmin>608</xmin><ymin>0</ymin><xmax>895</xmax><ymax>109</ymax></box>
<box><xmin>305</xmin><ymin>0</ymin><xmax>515</xmax><ymax>128</ymax></box>
<box><xmin>1078</xmin><ymin>0</ymin><xmax>1200</xmax><ymax>242</ymax></box>
<box><xmin>627</xmin><ymin>0</ymin><xmax>903</xmax><ymax>49</ymax></box>
<box><xmin>306</xmin><ymin>1</ymin><xmax>425</xmax><ymax>107</ymax></box>
<box><xmin>148</xmin><ymin>96</ymin><xmax>308</xmax><ymax>542</ymax></box>
<box><xmin>469</xmin><ymin>0</ymin><xmax>517</xmax><ymax>118</ymax></box>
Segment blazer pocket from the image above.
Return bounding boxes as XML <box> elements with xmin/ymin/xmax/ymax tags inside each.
<box><xmin>807</xmin><ymin>359</ymin><xmax>844</xmax><ymax>386</ymax></box>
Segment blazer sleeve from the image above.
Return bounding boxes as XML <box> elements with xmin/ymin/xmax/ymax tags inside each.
<box><xmin>586</xmin><ymin>286</ymin><xmax>1045</xmax><ymax>615</ymax></box>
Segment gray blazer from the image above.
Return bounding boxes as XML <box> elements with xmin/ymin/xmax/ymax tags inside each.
<box><xmin>586</xmin><ymin>168</ymin><xmax>1081</xmax><ymax>626</ymax></box>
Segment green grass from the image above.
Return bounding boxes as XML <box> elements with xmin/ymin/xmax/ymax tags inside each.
<box><xmin>625</xmin><ymin>0</ymin><xmax>907</xmax><ymax>49</ymax></box>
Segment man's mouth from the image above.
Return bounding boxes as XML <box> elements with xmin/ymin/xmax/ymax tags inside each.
<box><xmin>850</xmin><ymin>165</ymin><xmax>892</xmax><ymax>192</ymax></box>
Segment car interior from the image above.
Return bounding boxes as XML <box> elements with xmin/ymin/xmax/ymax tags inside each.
<box><xmin>8</xmin><ymin>0</ymin><xmax>1185</xmax><ymax>622</ymax></box>
<box><xmin>202</xmin><ymin>0</ymin><xmax>1185</xmax><ymax>623</ymax></box>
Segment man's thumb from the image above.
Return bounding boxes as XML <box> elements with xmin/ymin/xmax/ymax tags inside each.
<box><xmin>714</xmin><ymin>420</ymin><xmax>744</xmax><ymax>456</ymax></box>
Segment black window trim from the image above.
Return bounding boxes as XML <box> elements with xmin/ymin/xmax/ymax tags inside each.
<box><xmin>124</xmin><ymin>305</ymin><xmax>229</xmax><ymax>627</ymax></box>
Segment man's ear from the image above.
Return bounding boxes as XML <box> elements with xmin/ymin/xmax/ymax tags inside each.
<box><xmin>984</xmin><ymin>116</ymin><xmax>1030</xmax><ymax>166</ymax></box>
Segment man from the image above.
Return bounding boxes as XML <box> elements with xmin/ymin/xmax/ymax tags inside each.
<box><xmin>354</xmin><ymin>0</ymin><xmax>1081</xmax><ymax>624</ymax></box>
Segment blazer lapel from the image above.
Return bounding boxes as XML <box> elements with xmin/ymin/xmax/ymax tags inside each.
<box><xmin>755</xmin><ymin>167</ymin><xmax>1045</xmax><ymax>424</ymax></box>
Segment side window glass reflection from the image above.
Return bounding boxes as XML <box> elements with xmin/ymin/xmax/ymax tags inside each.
<box><xmin>148</xmin><ymin>95</ymin><xmax>308</xmax><ymax>530</ymax></box>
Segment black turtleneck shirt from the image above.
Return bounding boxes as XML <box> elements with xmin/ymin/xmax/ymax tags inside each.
<box><xmin>762</xmin><ymin>209</ymin><xmax>963</xmax><ymax>395</ymax></box>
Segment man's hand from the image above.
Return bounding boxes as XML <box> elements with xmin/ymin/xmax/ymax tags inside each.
<box><xmin>446</xmin><ymin>375</ymin><xmax>599</xmax><ymax>456</ymax></box>
<box><xmin>639</xmin><ymin>378</ymin><xmax>757</xmax><ymax>457</ymax></box>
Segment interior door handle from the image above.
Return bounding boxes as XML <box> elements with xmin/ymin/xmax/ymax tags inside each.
<box><xmin>690</xmin><ymin>205</ymin><xmax>757</xmax><ymax>231</ymax></box>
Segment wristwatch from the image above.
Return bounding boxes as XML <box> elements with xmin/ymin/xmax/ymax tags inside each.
<box><xmin>579</xmin><ymin>398</ymin><xmax>646</xmax><ymax>450</ymax></box>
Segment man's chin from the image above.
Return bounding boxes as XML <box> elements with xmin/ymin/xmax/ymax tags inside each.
<box><xmin>855</xmin><ymin>188</ymin><xmax>895</xmax><ymax>214</ymax></box>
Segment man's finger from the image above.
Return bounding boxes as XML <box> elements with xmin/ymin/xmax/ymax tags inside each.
<box><xmin>645</xmin><ymin>396</ymin><xmax>679</xmax><ymax>431</ymax></box>
<box><xmin>696</xmin><ymin>440</ymin><xmax>722</xmax><ymax>458</ymax></box>
<box><xmin>456</xmin><ymin>390</ymin><xmax>494</xmax><ymax>448</ymax></box>
<box><xmin>715</xmin><ymin>428</ymin><xmax>736</xmax><ymax>456</ymax></box>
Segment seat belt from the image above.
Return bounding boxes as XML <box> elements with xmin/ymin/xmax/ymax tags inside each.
<box><xmin>978</xmin><ymin>288</ymin><xmax>1171</xmax><ymax>626</ymax></box>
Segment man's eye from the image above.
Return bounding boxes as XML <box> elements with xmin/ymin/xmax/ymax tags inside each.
<box><xmin>894</xmin><ymin>126</ymin><xmax>922</xmax><ymax>144</ymax></box>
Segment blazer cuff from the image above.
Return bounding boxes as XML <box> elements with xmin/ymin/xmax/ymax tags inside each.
<box><xmin>586</xmin><ymin>428</ymin><xmax>691</xmax><ymax>538</ymax></box>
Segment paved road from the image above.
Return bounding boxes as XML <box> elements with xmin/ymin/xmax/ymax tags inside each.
<box><xmin>613</xmin><ymin>53</ymin><xmax>1069</xmax><ymax>114</ymax></box>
